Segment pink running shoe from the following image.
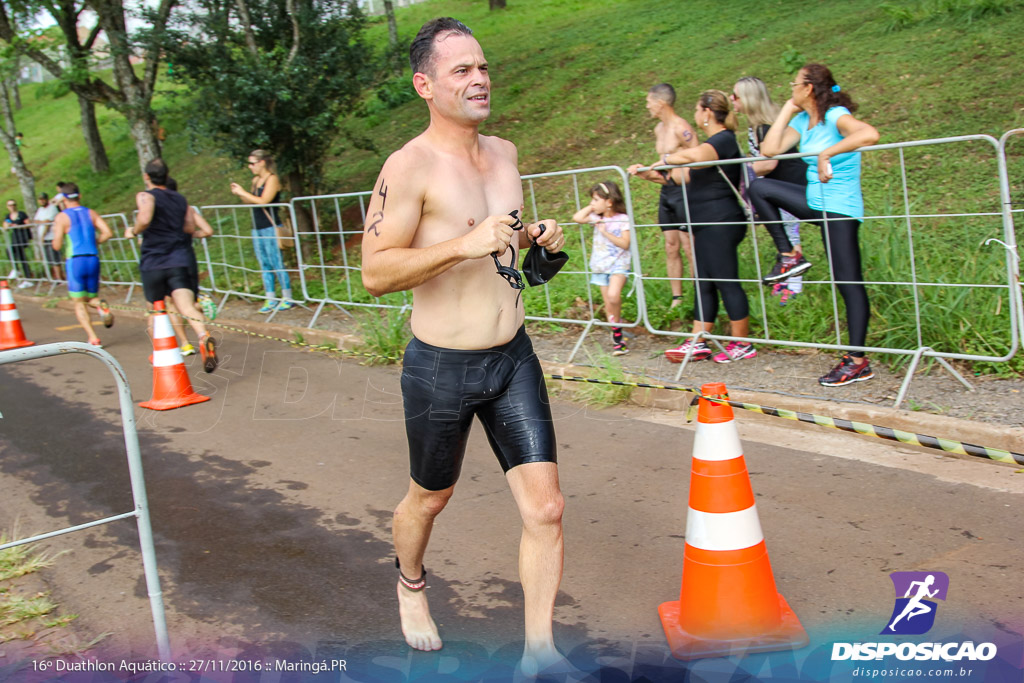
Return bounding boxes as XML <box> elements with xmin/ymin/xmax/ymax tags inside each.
<box><xmin>712</xmin><ymin>341</ymin><xmax>757</xmax><ymax>364</ymax></box>
<box><xmin>665</xmin><ymin>339</ymin><xmax>711</xmax><ymax>363</ymax></box>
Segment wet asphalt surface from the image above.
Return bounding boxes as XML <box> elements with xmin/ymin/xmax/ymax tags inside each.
<box><xmin>1</xmin><ymin>296</ymin><xmax>1023</xmax><ymax>682</ymax></box>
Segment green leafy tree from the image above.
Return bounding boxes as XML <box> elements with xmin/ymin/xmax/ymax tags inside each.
<box><xmin>159</xmin><ymin>0</ymin><xmax>372</xmax><ymax>198</ymax></box>
<box><xmin>0</xmin><ymin>0</ymin><xmax>172</xmax><ymax>174</ymax></box>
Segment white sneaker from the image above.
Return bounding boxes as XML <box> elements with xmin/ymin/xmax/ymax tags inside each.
<box><xmin>17</xmin><ymin>280</ymin><xmax>32</xmax><ymax>289</ymax></box>
<box><xmin>6</xmin><ymin>269</ymin><xmax>16</xmax><ymax>279</ymax></box>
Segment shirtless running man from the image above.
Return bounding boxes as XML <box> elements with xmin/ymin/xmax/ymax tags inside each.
<box><xmin>360</xmin><ymin>17</ymin><xmax>568</xmax><ymax>679</ymax></box>
<box><xmin>627</xmin><ymin>83</ymin><xmax>698</xmax><ymax>309</ymax></box>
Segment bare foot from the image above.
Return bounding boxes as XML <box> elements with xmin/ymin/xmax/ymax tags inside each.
<box><xmin>396</xmin><ymin>581</ymin><xmax>442</xmax><ymax>651</ymax></box>
<box><xmin>515</xmin><ymin>646</ymin><xmax>581</xmax><ymax>681</ymax></box>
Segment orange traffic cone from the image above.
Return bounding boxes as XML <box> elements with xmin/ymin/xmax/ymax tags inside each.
<box><xmin>140</xmin><ymin>300</ymin><xmax>210</xmax><ymax>411</ymax></box>
<box><xmin>0</xmin><ymin>280</ymin><xmax>34</xmax><ymax>350</ymax></box>
<box><xmin>659</xmin><ymin>382</ymin><xmax>808</xmax><ymax>660</ymax></box>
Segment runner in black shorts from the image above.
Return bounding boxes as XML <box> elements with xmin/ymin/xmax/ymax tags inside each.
<box><xmin>360</xmin><ymin>18</ymin><xmax>570</xmax><ymax>677</ymax></box>
<box><xmin>130</xmin><ymin>159</ymin><xmax>218</xmax><ymax>372</ymax></box>
<box><xmin>401</xmin><ymin>326</ymin><xmax>556</xmax><ymax>491</ymax></box>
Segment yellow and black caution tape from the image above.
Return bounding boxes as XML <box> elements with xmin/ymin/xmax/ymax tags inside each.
<box><xmin>546</xmin><ymin>374</ymin><xmax>1024</xmax><ymax>468</ymax></box>
<box><xmin>108</xmin><ymin>303</ymin><xmax>402</xmax><ymax>363</ymax></box>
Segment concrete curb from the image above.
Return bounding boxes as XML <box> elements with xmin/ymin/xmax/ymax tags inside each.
<box><xmin>42</xmin><ymin>295</ymin><xmax>1024</xmax><ymax>464</ymax></box>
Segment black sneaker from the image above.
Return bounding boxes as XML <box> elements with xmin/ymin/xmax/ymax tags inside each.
<box><xmin>763</xmin><ymin>253</ymin><xmax>812</xmax><ymax>284</ymax></box>
<box><xmin>819</xmin><ymin>355</ymin><xmax>874</xmax><ymax>387</ymax></box>
<box><xmin>612</xmin><ymin>342</ymin><xmax>629</xmax><ymax>356</ymax></box>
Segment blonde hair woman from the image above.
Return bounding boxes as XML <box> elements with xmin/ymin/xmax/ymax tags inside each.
<box><xmin>230</xmin><ymin>149</ymin><xmax>294</xmax><ymax>312</ymax></box>
<box><xmin>732</xmin><ymin>76</ymin><xmax>807</xmax><ymax>304</ymax></box>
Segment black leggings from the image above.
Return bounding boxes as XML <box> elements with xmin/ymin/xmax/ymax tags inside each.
<box><xmin>6</xmin><ymin>241</ymin><xmax>33</xmax><ymax>279</ymax></box>
<box><xmin>748</xmin><ymin>178</ymin><xmax>869</xmax><ymax>353</ymax></box>
<box><xmin>691</xmin><ymin>222</ymin><xmax>749</xmax><ymax>324</ymax></box>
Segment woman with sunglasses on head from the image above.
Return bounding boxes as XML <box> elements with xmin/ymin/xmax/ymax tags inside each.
<box><xmin>657</xmin><ymin>90</ymin><xmax>756</xmax><ymax>365</ymax></box>
<box><xmin>750</xmin><ymin>64</ymin><xmax>880</xmax><ymax>386</ymax></box>
<box><xmin>230</xmin><ymin>149</ymin><xmax>294</xmax><ymax>313</ymax></box>
<box><xmin>731</xmin><ymin>76</ymin><xmax>807</xmax><ymax>304</ymax></box>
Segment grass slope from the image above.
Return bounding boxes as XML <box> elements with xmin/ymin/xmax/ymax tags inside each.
<box><xmin>2</xmin><ymin>0</ymin><xmax>1022</xmax><ymax>372</ymax></box>
<box><xmin>3</xmin><ymin>0</ymin><xmax>1021</xmax><ymax>208</ymax></box>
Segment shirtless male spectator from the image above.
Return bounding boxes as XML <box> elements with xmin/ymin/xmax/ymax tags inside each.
<box><xmin>627</xmin><ymin>83</ymin><xmax>699</xmax><ymax>309</ymax></box>
<box><xmin>360</xmin><ymin>17</ymin><xmax>569</xmax><ymax>679</ymax></box>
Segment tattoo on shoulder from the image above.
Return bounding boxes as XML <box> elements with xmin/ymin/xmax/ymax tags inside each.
<box><xmin>366</xmin><ymin>178</ymin><xmax>387</xmax><ymax>237</ymax></box>
<box><xmin>682</xmin><ymin>130</ymin><xmax>693</xmax><ymax>141</ymax></box>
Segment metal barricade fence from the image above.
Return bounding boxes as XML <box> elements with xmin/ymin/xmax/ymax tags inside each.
<box><xmin>998</xmin><ymin>129</ymin><xmax>1024</xmax><ymax>341</ymax></box>
<box><xmin>1</xmin><ymin>215</ymin><xmax>47</xmax><ymax>292</ymax></box>
<box><xmin>98</xmin><ymin>213</ymin><xmax>144</xmax><ymax>302</ymax></box>
<box><xmin>0</xmin><ymin>342</ymin><xmax>170</xmax><ymax>660</ymax></box>
<box><xmin>194</xmin><ymin>203</ymin><xmax>303</xmax><ymax>321</ymax></box>
<box><xmin>41</xmin><ymin>131</ymin><xmax>1022</xmax><ymax>399</ymax></box>
<box><xmin>289</xmin><ymin>191</ymin><xmax>411</xmax><ymax>329</ymax></box>
<box><xmin>520</xmin><ymin>166</ymin><xmax>645</xmax><ymax>363</ymax></box>
<box><xmin>627</xmin><ymin>135</ymin><xmax>1019</xmax><ymax>404</ymax></box>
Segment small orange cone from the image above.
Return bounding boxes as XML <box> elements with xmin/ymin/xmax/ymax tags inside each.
<box><xmin>659</xmin><ymin>382</ymin><xmax>808</xmax><ymax>660</ymax></box>
<box><xmin>0</xmin><ymin>280</ymin><xmax>34</xmax><ymax>350</ymax></box>
<box><xmin>140</xmin><ymin>300</ymin><xmax>210</xmax><ymax>411</ymax></box>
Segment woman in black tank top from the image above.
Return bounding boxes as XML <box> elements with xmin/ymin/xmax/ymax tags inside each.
<box><xmin>229</xmin><ymin>148</ymin><xmax>294</xmax><ymax>312</ymax></box>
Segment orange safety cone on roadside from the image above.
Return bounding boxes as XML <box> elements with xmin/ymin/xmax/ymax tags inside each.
<box><xmin>0</xmin><ymin>280</ymin><xmax>34</xmax><ymax>350</ymax></box>
<box><xmin>140</xmin><ymin>300</ymin><xmax>210</xmax><ymax>411</ymax></box>
<box><xmin>659</xmin><ymin>382</ymin><xmax>808</xmax><ymax>660</ymax></box>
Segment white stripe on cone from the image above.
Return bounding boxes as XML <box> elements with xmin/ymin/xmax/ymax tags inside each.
<box><xmin>693</xmin><ymin>420</ymin><xmax>744</xmax><ymax>462</ymax></box>
<box><xmin>686</xmin><ymin>506</ymin><xmax>765</xmax><ymax>552</ymax></box>
<box><xmin>152</xmin><ymin>314</ymin><xmax>175</xmax><ymax>339</ymax></box>
<box><xmin>153</xmin><ymin>348</ymin><xmax>184</xmax><ymax>367</ymax></box>
<box><xmin>0</xmin><ymin>290</ymin><xmax>13</xmax><ymax>304</ymax></box>
<box><xmin>0</xmin><ymin>309</ymin><xmax>19</xmax><ymax>322</ymax></box>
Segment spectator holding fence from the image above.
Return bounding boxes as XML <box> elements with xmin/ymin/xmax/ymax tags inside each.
<box><xmin>751</xmin><ymin>64</ymin><xmax>879</xmax><ymax>387</ymax></box>
<box><xmin>572</xmin><ymin>180</ymin><xmax>632</xmax><ymax>356</ymax></box>
<box><xmin>657</xmin><ymin>90</ymin><xmax>756</xmax><ymax>365</ymax></box>
<box><xmin>731</xmin><ymin>76</ymin><xmax>807</xmax><ymax>304</ymax></box>
<box><xmin>34</xmin><ymin>192</ymin><xmax>64</xmax><ymax>282</ymax></box>
<box><xmin>229</xmin><ymin>149</ymin><xmax>295</xmax><ymax>313</ymax></box>
<box><xmin>4</xmin><ymin>198</ymin><xmax>34</xmax><ymax>287</ymax></box>
<box><xmin>626</xmin><ymin>84</ymin><xmax>698</xmax><ymax>311</ymax></box>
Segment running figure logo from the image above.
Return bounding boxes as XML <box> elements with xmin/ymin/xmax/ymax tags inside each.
<box><xmin>881</xmin><ymin>571</ymin><xmax>949</xmax><ymax>635</ymax></box>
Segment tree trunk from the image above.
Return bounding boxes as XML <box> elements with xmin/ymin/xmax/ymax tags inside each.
<box><xmin>78</xmin><ymin>95</ymin><xmax>110</xmax><ymax>173</ymax></box>
<box><xmin>284</xmin><ymin>168</ymin><xmax>314</xmax><ymax>236</ymax></box>
<box><xmin>128</xmin><ymin>114</ymin><xmax>162</xmax><ymax>174</ymax></box>
<box><xmin>384</xmin><ymin>0</ymin><xmax>400</xmax><ymax>74</ymax></box>
<box><xmin>0</xmin><ymin>83</ymin><xmax>36</xmax><ymax>214</ymax></box>
<box><xmin>489</xmin><ymin>0</ymin><xmax>506</xmax><ymax>9</ymax></box>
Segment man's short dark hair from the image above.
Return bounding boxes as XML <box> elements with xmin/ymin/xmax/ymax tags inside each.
<box><xmin>649</xmin><ymin>83</ymin><xmax>676</xmax><ymax>107</ymax></box>
<box><xmin>145</xmin><ymin>159</ymin><xmax>169</xmax><ymax>186</ymax></box>
<box><xmin>59</xmin><ymin>182</ymin><xmax>80</xmax><ymax>198</ymax></box>
<box><xmin>410</xmin><ymin>17</ymin><xmax>473</xmax><ymax>75</ymax></box>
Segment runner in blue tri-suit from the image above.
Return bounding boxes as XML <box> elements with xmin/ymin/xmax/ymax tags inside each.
<box><xmin>49</xmin><ymin>182</ymin><xmax>114</xmax><ymax>347</ymax></box>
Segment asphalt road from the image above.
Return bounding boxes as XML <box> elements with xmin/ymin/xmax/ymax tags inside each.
<box><xmin>1</xmin><ymin>298</ymin><xmax>1022</xmax><ymax>681</ymax></box>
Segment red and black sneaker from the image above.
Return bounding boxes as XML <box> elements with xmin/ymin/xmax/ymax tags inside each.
<box><xmin>199</xmin><ymin>334</ymin><xmax>218</xmax><ymax>373</ymax></box>
<box><xmin>819</xmin><ymin>354</ymin><xmax>874</xmax><ymax>387</ymax></box>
